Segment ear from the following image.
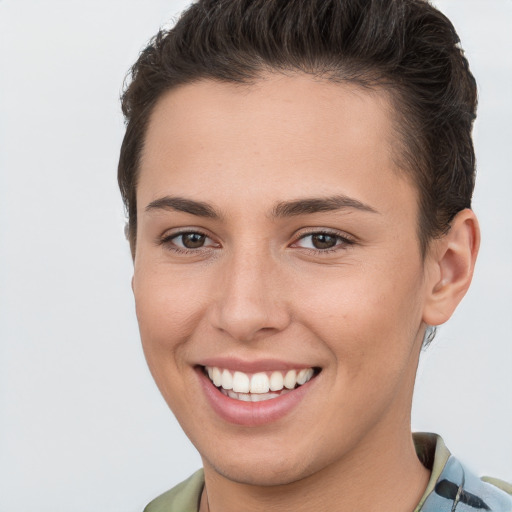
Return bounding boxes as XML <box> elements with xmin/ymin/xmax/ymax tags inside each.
<box><xmin>422</xmin><ymin>209</ymin><xmax>480</xmax><ymax>326</ymax></box>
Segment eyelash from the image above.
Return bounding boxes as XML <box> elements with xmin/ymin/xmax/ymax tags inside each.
<box><xmin>158</xmin><ymin>230</ymin><xmax>218</xmax><ymax>255</ymax></box>
<box><xmin>291</xmin><ymin>230</ymin><xmax>356</xmax><ymax>254</ymax></box>
<box><xmin>157</xmin><ymin>229</ymin><xmax>356</xmax><ymax>255</ymax></box>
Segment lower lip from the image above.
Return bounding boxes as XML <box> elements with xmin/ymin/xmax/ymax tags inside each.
<box><xmin>196</xmin><ymin>368</ymin><xmax>317</xmax><ymax>426</ymax></box>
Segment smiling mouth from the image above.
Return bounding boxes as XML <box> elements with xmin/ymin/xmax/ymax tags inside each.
<box><xmin>203</xmin><ymin>366</ymin><xmax>320</xmax><ymax>402</ymax></box>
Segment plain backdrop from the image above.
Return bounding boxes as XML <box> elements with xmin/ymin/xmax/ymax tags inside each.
<box><xmin>0</xmin><ymin>1</ymin><xmax>510</xmax><ymax>511</ymax></box>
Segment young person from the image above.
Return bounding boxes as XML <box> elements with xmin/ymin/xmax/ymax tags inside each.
<box><xmin>118</xmin><ymin>1</ymin><xmax>512</xmax><ymax>510</ymax></box>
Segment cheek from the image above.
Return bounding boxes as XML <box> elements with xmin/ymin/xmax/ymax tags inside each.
<box><xmin>293</xmin><ymin>258</ymin><xmax>426</xmax><ymax>365</ymax></box>
<box><xmin>291</xmin><ymin>263</ymin><xmax>425</xmax><ymax>435</ymax></box>
<box><xmin>132</xmin><ymin>274</ymin><xmax>206</xmax><ymax>412</ymax></box>
<box><xmin>133</xmin><ymin>268</ymin><xmax>207</xmax><ymax>364</ymax></box>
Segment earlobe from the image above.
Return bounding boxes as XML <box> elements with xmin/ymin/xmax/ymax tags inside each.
<box><xmin>422</xmin><ymin>209</ymin><xmax>480</xmax><ymax>326</ymax></box>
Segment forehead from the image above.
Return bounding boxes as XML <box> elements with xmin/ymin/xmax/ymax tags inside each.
<box><xmin>138</xmin><ymin>73</ymin><xmax>416</xmax><ymax>220</ymax></box>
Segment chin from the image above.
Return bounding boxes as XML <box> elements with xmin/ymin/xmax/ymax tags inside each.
<box><xmin>204</xmin><ymin>453</ymin><xmax>317</xmax><ymax>487</ymax></box>
<box><xmin>197</xmin><ymin>429</ymin><xmax>340</xmax><ymax>488</ymax></box>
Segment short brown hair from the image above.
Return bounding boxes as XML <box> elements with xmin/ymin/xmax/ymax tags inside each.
<box><xmin>118</xmin><ymin>0</ymin><xmax>477</xmax><ymax>257</ymax></box>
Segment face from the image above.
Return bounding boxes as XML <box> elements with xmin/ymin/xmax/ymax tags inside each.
<box><xmin>133</xmin><ymin>74</ymin><xmax>432</xmax><ymax>486</ymax></box>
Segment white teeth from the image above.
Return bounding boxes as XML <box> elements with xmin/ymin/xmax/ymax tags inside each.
<box><xmin>269</xmin><ymin>371</ymin><xmax>284</xmax><ymax>391</ymax></box>
<box><xmin>232</xmin><ymin>371</ymin><xmax>250</xmax><ymax>393</ymax></box>
<box><xmin>250</xmin><ymin>392</ymin><xmax>280</xmax><ymax>402</ymax></box>
<box><xmin>297</xmin><ymin>368</ymin><xmax>314</xmax><ymax>385</ymax></box>
<box><xmin>221</xmin><ymin>369</ymin><xmax>233</xmax><ymax>390</ymax></box>
<box><xmin>212</xmin><ymin>367</ymin><xmax>222</xmax><ymax>387</ymax></box>
<box><xmin>205</xmin><ymin>366</ymin><xmax>316</xmax><ymax>399</ymax></box>
<box><xmin>284</xmin><ymin>369</ymin><xmax>297</xmax><ymax>389</ymax></box>
<box><xmin>250</xmin><ymin>372</ymin><xmax>270</xmax><ymax>394</ymax></box>
<box><xmin>220</xmin><ymin>389</ymin><xmax>284</xmax><ymax>402</ymax></box>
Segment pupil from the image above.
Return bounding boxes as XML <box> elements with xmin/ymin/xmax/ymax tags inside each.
<box><xmin>312</xmin><ymin>234</ymin><xmax>337</xmax><ymax>249</ymax></box>
<box><xmin>183</xmin><ymin>233</ymin><xmax>205</xmax><ymax>248</ymax></box>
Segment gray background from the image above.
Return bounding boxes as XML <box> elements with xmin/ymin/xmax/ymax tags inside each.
<box><xmin>0</xmin><ymin>1</ymin><xmax>510</xmax><ymax>510</ymax></box>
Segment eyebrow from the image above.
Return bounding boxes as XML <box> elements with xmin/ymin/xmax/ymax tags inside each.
<box><xmin>145</xmin><ymin>196</ymin><xmax>221</xmax><ymax>219</ymax></box>
<box><xmin>271</xmin><ymin>195</ymin><xmax>379</xmax><ymax>217</ymax></box>
<box><xmin>144</xmin><ymin>194</ymin><xmax>379</xmax><ymax>219</ymax></box>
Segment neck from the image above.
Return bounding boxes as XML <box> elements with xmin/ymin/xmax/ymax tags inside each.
<box><xmin>200</xmin><ymin>425</ymin><xmax>430</xmax><ymax>512</ymax></box>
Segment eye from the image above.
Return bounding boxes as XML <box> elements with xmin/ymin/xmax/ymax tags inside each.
<box><xmin>175</xmin><ymin>232</ymin><xmax>208</xmax><ymax>249</ymax></box>
<box><xmin>159</xmin><ymin>230</ymin><xmax>219</xmax><ymax>252</ymax></box>
<box><xmin>292</xmin><ymin>231</ymin><xmax>354</xmax><ymax>251</ymax></box>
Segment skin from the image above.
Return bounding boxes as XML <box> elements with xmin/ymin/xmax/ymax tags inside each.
<box><xmin>132</xmin><ymin>73</ymin><xmax>479</xmax><ymax>512</ymax></box>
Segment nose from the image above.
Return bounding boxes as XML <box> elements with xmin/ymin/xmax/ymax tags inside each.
<box><xmin>209</xmin><ymin>248</ymin><xmax>291</xmax><ymax>342</ymax></box>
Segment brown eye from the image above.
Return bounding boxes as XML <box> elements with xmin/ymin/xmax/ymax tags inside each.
<box><xmin>292</xmin><ymin>231</ymin><xmax>354</xmax><ymax>252</ymax></box>
<box><xmin>160</xmin><ymin>230</ymin><xmax>219</xmax><ymax>252</ymax></box>
<box><xmin>180</xmin><ymin>233</ymin><xmax>206</xmax><ymax>249</ymax></box>
<box><xmin>311</xmin><ymin>233</ymin><xmax>338</xmax><ymax>249</ymax></box>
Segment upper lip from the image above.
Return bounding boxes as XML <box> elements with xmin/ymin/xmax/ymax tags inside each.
<box><xmin>197</xmin><ymin>357</ymin><xmax>317</xmax><ymax>373</ymax></box>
